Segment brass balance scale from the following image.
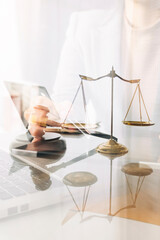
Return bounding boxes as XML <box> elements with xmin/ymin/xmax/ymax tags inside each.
<box><xmin>62</xmin><ymin>66</ymin><xmax>154</xmax><ymax>154</ymax></box>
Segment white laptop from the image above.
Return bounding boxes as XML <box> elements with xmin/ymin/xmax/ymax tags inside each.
<box><xmin>4</xmin><ymin>81</ymin><xmax>60</xmax><ymax>142</ymax></box>
<box><xmin>1</xmin><ymin>81</ymin><xmax>100</xmax><ymax>220</ymax></box>
<box><xmin>0</xmin><ymin>148</ymin><xmax>68</xmax><ymax>219</ymax></box>
<box><xmin>0</xmin><ymin>82</ymin><xmax>69</xmax><ymax>219</ymax></box>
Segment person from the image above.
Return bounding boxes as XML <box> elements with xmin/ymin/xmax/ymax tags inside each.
<box><xmin>52</xmin><ymin>0</ymin><xmax>160</xmax><ymax>135</ymax></box>
<box><xmin>26</xmin><ymin>0</ymin><xmax>160</xmax><ymax>140</ymax></box>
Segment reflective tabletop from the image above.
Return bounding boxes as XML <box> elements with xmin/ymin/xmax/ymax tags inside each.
<box><xmin>0</xmin><ymin>125</ymin><xmax>160</xmax><ymax>240</ymax></box>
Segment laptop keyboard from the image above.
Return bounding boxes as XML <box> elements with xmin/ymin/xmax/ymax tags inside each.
<box><xmin>0</xmin><ymin>169</ymin><xmax>37</xmax><ymax>200</ymax></box>
<box><xmin>0</xmin><ymin>150</ymin><xmax>52</xmax><ymax>200</ymax></box>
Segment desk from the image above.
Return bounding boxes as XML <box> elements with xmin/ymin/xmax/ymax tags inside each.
<box><xmin>0</xmin><ymin>127</ymin><xmax>160</xmax><ymax>240</ymax></box>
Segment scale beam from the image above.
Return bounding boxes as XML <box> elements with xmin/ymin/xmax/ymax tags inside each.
<box><xmin>79</xmin><ymin>71</ymin><xmax>140</xmax><ymax>84</ymax></box>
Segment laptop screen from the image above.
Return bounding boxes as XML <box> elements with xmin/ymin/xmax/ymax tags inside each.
<box><xmin>4</xmin><ymin>81</ymin><xmax>51</xmax><ymax>128</ymax></box>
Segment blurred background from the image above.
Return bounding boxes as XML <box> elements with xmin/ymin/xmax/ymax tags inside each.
<box><xmin>0</xmin><ymin>0</ymin><xmax>159</xmax><ymax>136</ymax></box>
<box><xmin>0</xmin><ymin>0</ymin><xmax>119</xmax><ymax>93</ymax></box>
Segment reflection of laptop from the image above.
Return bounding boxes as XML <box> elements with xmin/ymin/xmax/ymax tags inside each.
<box><xmin>0</xmin><ymin>148</ymin><xmax>66</xmax><ymax>219</ymax></box>
<box><xmin>4</xmin><ymin>81</ymin><xmax>60</xmax><ymax>142</ymax></box>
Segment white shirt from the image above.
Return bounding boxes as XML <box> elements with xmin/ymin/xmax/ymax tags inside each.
<box><xmin>53</xmin><ymin>5</ymin><xmax>160</xmax><ymax>135</ymax></box>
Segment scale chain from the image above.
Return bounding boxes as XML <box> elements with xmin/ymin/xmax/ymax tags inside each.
<box><xmin>139</xmin><ymin>86</ymin><xmax>151</xmax><ymax>122</ymax></box>
<box><xmin>123</xmin><ymin>84</ymin><xmax>139</xmax><ymax>121</ymax></box>
<box><xmin>138</xmin><ymin>84</ymin><xmax>142</xmax><ymax>121</ymax></box>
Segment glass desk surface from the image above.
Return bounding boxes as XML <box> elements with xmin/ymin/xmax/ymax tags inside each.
<box><xmin>0</xmin><ymin>127</ymin><xmax>160</xmax><ymax>240</ymax></box>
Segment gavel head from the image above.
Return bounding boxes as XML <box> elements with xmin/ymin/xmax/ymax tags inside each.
<box><xmin>33</xmin><ymin>105</ymin><xmax>49</xmax><ymax>118</ymax></box>
<box><xmin>29</xmin><ymin>105</ymin><xmax>50</xmax><ymax>142</ymax></box>
<box><xmin>29</xmin><ymin>105</ymin><xmax>49</xmax><ymax>126</ymax></box>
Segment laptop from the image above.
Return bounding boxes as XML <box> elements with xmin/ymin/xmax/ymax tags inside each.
<box><xmin>0</xmin><ymin>82</ymin><xmax>70</xmax><ymax>219</ymax></box>
<box><xmin>4</xmin><ymin>81</ymin><xmax>116</xmax><ymax>144</ymax></box>
<box><xmin>0</xmin><ymin>81</ymin><xmax>109</xmax><ymax>219</ymax></box>
<box><xmin>4</xmin><ymin>81</ymin><xmax>61</xmax><ymax>142</ymax></box>
<box><xmin>0</xmin><ymin>147</ymin><xmax>69</xmax><ymax>219</ymax></box>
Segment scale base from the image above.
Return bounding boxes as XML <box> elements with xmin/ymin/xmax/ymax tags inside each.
<box><xmin>96</xmin><ymin>139</ymin><xmax>128</xmax><ymax>155</ymax></box>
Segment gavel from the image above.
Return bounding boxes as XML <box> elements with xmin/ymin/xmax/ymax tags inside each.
<box><xmin>28</xmin><ymin>105</ymin><xmax>61</xmax><ymax>142</ymax></box>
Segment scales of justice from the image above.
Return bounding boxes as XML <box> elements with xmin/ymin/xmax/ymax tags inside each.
<box><xmin>66</xmin><ymin>66</ymin><xmax>154</xmax><ymax>155</ymax></box>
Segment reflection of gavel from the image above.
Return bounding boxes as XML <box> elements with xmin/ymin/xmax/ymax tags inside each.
<box><xmin>30</xmin><ymin>167</ymin><xmax>52</xmax><ymax>191</ymax></box>
<box><xmin>28</xmin><ymin>105</ymin><xmax>61</xmax><ymax>142</ymax></box>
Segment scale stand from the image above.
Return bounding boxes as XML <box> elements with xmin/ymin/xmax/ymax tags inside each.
<box><xmin>80</xmin><ymin>66</ymin><xmax>154</xmax><ymax>154</ymax></box>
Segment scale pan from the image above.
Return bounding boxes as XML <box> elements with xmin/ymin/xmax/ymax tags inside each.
<box><xmin>45</xmin><ymin>127</ymin><xmax>81</xmax><ymax>134</ymax></box>
<box><xmin>62</xmin><ymin>122</ymin><xmax>99</xmax><ymax>130</ymax></box>
<box><xmin>123</xmin><ymin>121</ymin><xmax>155</xmax><ymax>126</ymax></box>
<box><xmin>45</xmin><ymin>122</ymin><xmax>99</xmax><ymax>134</ymax></box>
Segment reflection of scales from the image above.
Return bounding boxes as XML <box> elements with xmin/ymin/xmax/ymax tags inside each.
<box><xmin>121</xmin><ymin>163</ymin><xmax>153</xmax><ymax>207</ymax></box>
<box><xmin>78</xmin><ymin>66</ymin><xmax>154</xmax><ymax>154</ymax></box>
<box><xmin>107</xmin><ymin>159</ymin><xmax>153</xmax><ymax>218</ymax></box>
<box><xmin>63</xmin><ymin>172</ymin><xmax>97</xmax><ymax>222</ymax></box>
<box><xmin>62</xmin><ymin>160</ymin><xmax>153</xmax><ymax>224</ymax></box>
